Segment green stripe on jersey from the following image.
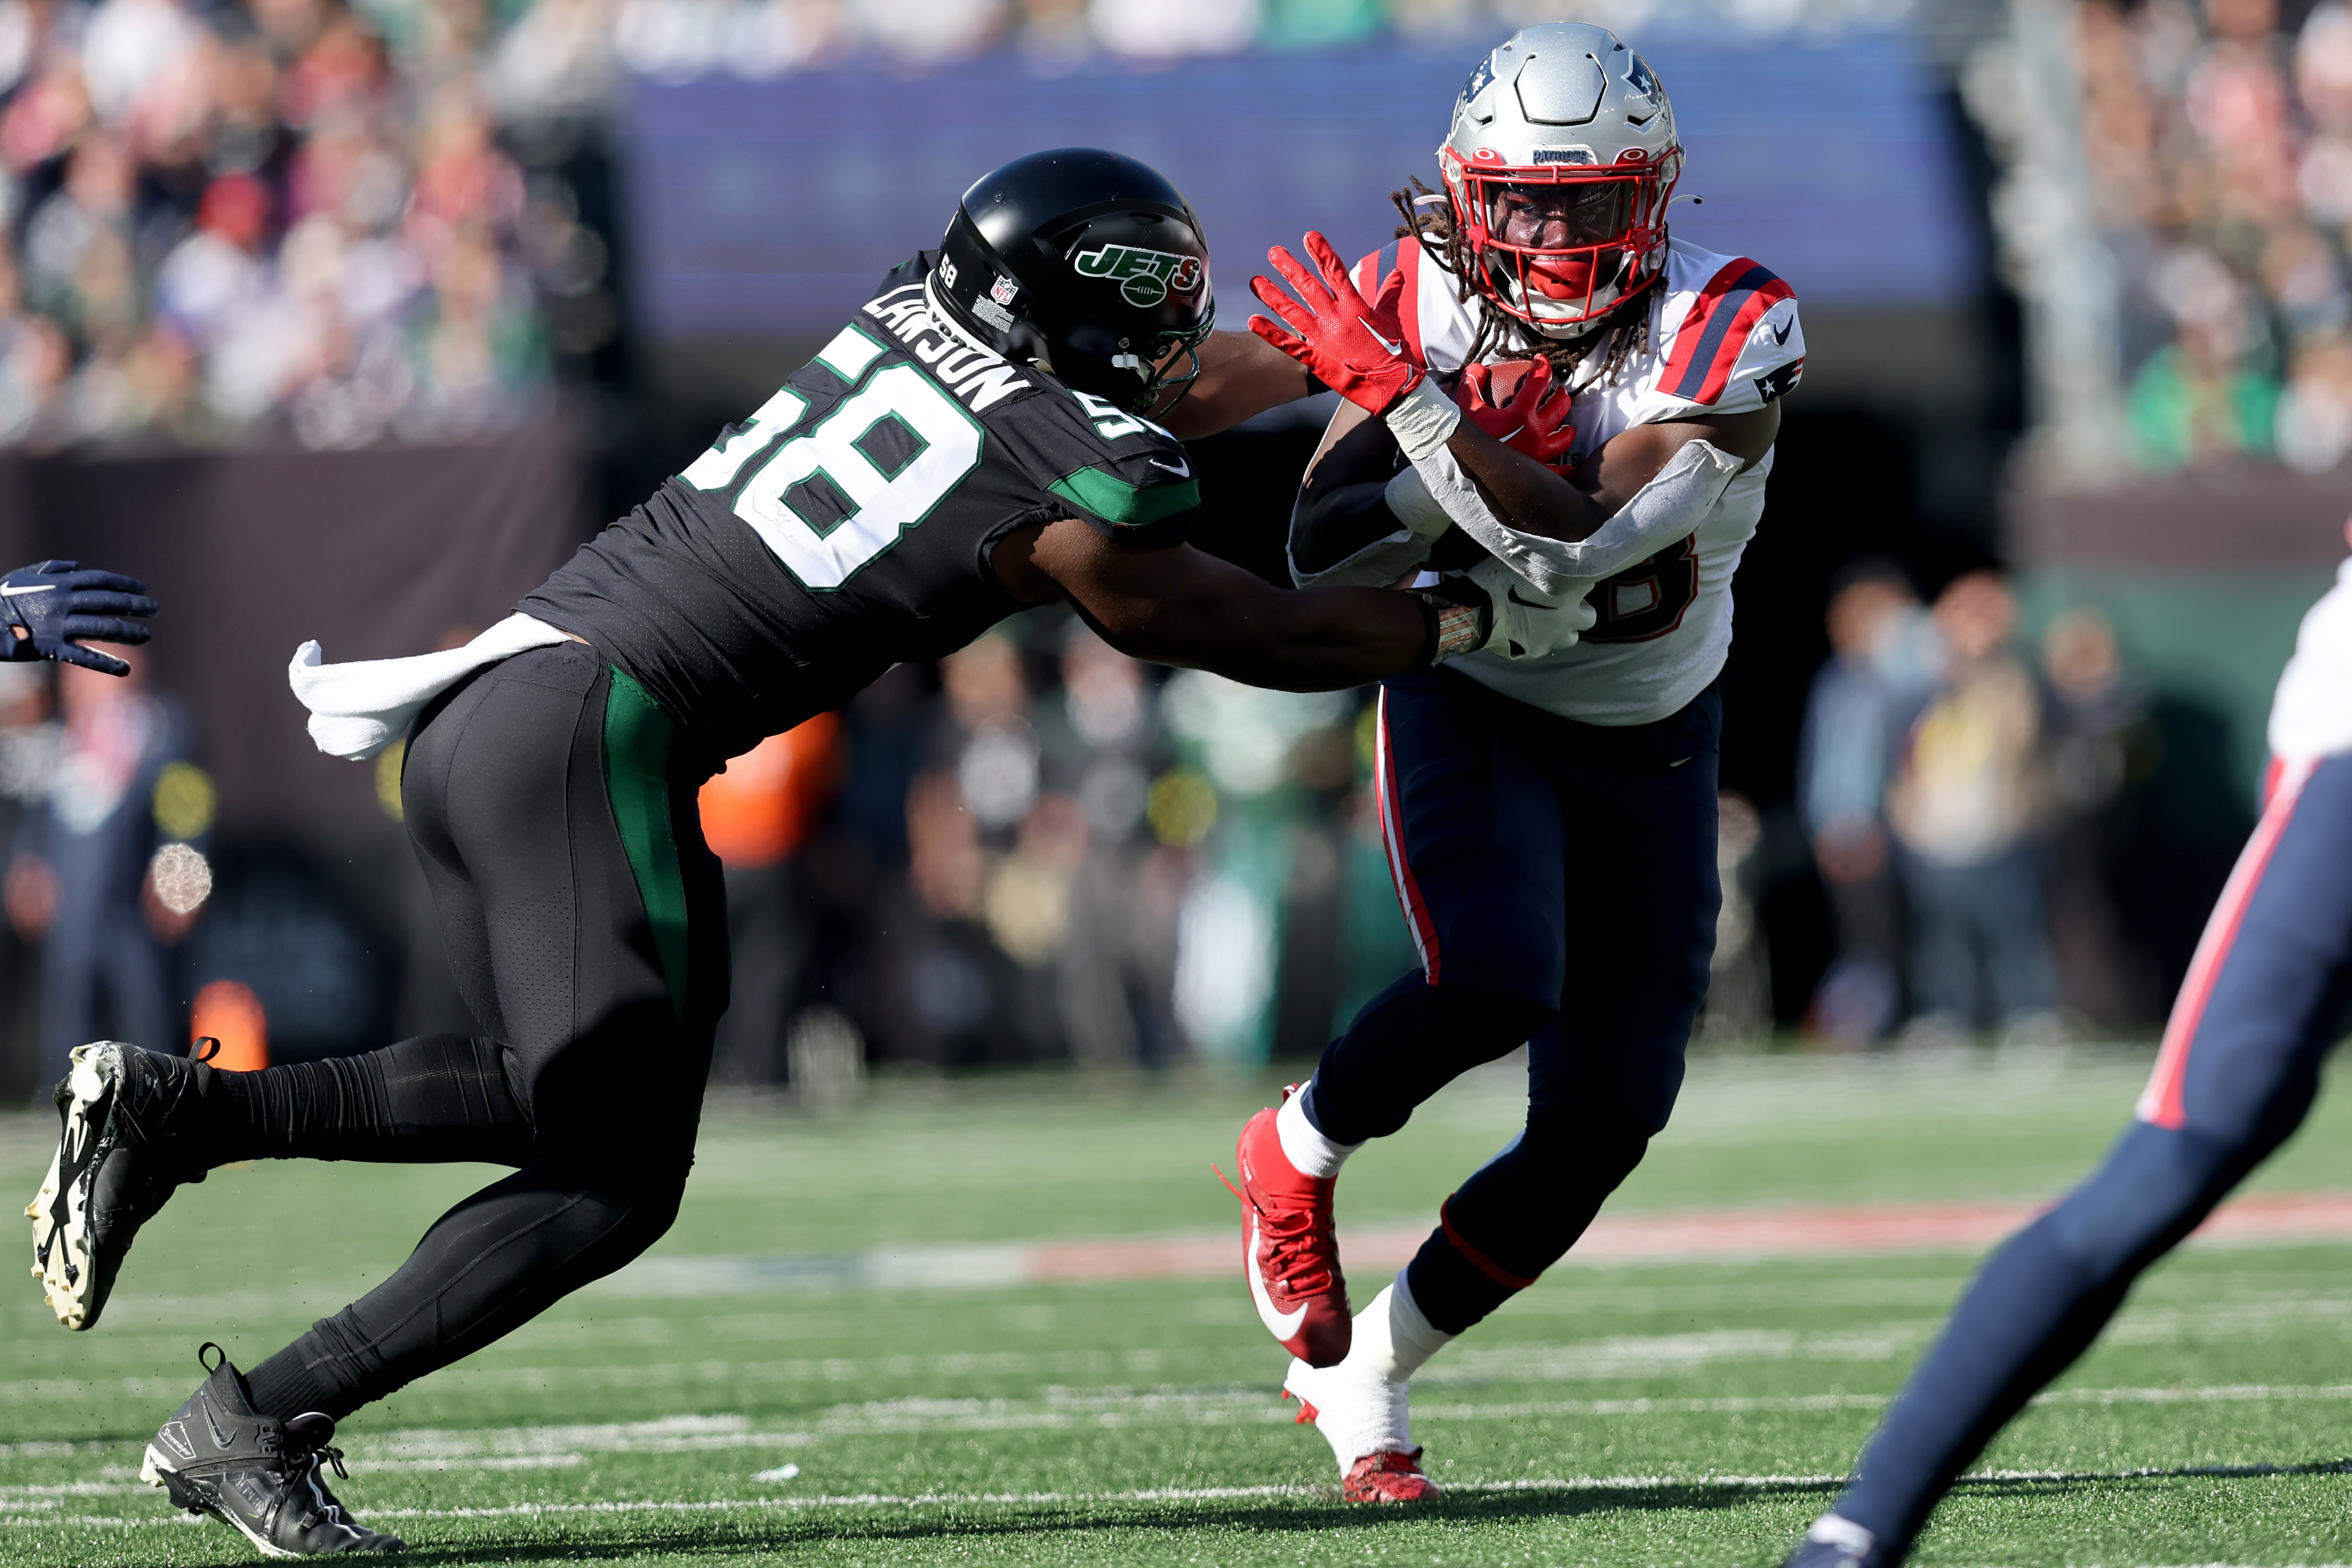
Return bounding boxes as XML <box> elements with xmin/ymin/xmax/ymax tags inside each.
<box><xmin>1047</xmin><ymin>467</ymin><xmax>1200</xmax><ymax>527</ymax></box>
<box><xmin>602</xmin><ymin>667</ymin><xmax>690</xmax><ymax>1019</ymax></box>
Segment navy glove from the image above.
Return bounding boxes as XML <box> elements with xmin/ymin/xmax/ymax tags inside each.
<box><xmin>0</xmin><ymin>560</ymin><xmax>157</xmax><ymax>676</ymax></box>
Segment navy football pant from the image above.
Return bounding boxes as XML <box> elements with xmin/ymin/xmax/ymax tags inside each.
<box><xmin>1837</xmin><ymin>751</ymin><xmax>2352</xmax><ymax>1556</ymax></box>
<box><xmin>1304</xmin><ymin>669</ymin><xmax>1722</xmax><ymax>1335</ymax></box>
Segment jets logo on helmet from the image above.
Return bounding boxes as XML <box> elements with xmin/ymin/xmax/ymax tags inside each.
<box><xmin>1074</xmin><ymin>245</ymin><xmax>1203</xmax><ymax>307</ymax></box>
<box><xmin>933</xmin><ymin>148</ymin><xmax>1214</xmax><ymax>413</ymax></box>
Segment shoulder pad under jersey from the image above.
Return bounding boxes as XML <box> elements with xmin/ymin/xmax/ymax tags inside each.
<box><xmin>1646</xmin><ymin>240</ymin><xmax>1802</xmax><ymax>415</ymax></box>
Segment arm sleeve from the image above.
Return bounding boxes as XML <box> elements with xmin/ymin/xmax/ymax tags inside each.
<box><xmin>1287</xmin><ymin>409</ymin><xmax>1440</xmax><ymax>588</ymax></box>
<box><xmin>1386</xmin><ymin>436</ymin><xmax>1744</xmax><ymax>595</ymax></box>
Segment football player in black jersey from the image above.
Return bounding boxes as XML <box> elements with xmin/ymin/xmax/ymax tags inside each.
<box><xmin>24</xmin><ymin>148</ymin><xmax>1599</xmax><ymax>1557</ymax></box>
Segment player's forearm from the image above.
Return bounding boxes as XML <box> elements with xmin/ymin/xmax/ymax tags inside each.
<box><xmin>1157</xmin><ymin>331</ymin><xmax>1314</xmax><ymax>439</ymax></box>
<box><xmin>1442</xmin><ymin>421</ymin><xmax>1610</xmax><ymax>543</ymax></box>
<box><xmin>1109</xmin><ymin>580</ymin><xmax>1428</xmax><ymax>690</ymax></box>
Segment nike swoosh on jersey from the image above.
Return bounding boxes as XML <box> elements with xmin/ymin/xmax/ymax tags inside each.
<box><xmin>1148</xmin><ymin>456</ymin><xmax>1192</xmax><ymax>479</ymax></box>
<box><xmin>1769</xmin><ymin>318</ymin><xmax>1792</xmax><ymax>346</ymax></box>
<box><xmin>1246</xmin><ymin>1213</ymin><xmax>1309</xmax><ymax>1338</ymax></box>
<box><xmin>0</xmin><ymin>582</ymin><xmax>54</xmax><ymax>596</ymax></box>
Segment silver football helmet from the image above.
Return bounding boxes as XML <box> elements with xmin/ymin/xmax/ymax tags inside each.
<box><xmin>1439</xmin><ymin>23</ymin><xmax>1683</xmax><ymax>339</ymax></box>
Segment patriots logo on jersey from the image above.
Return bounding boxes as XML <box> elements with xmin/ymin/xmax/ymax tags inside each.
<box><xmin>1754</xmin><ymin>358</ymin><xmax>1802</xmax><ymax>404</ymax></box>
<box><xmin>1073</xmin><ymin>245</ymin><xmax>1203</xmax><ymax>308</ymax></box>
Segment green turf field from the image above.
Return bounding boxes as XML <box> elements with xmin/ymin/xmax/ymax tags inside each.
<box><xmin>7</xmin><ymin>1045</ymin><xmax>2352</xmax><ymax>1566</ymax></box>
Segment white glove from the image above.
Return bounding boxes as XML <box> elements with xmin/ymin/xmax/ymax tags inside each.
<box><xmin>1463</xmin><ymin>557</ymin><xmax>1595</xmax><ymax>659</ymax></box>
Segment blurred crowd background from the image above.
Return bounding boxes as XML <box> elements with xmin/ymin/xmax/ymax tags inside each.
<box><xmin>0</xmin><ymin>0</ymin><xmax>2342</xmax><ymax>1101</ymax></box>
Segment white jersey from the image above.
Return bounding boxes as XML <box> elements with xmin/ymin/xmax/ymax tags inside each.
<box><xmin>2268</xmin><ymin>548</ymin><xmax>2352</xmax><ymax>761</ymax></box>
<box><xmin>1355</xmin><ymin>235</ymin><xmax>1804</xmax><ymax>726</ymax></box>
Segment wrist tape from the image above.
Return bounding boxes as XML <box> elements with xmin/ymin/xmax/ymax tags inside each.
<box><xmin>1382</xmin><ymin>378</ymin><xmax>1461</xmax><ymax>461</ymax></box>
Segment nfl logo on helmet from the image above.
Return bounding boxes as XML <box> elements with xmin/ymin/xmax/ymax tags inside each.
<box><xmin>990</xmin><ymin>274</ymin><xmax>1020</xmax><ymax>308</ymax></box>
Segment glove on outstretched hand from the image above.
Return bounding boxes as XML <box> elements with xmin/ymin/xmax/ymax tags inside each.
<box><xmin>0</xmin><ymin>560</ymin><xmax>157</xmax><ymax>675</ymax></box>
<box><xmin>1248</xmin><ymin>232</ymin><xmax>1420</xmax><ymax>414</ymax></box>
<box><xmin>1455</xmin><ymin>358</ymin><xmax>1578</xmax><ymax>470</ymax></box>
<box><xmin>1464</xmin><ymin>556</ymin><xmax>1595</xmax><ymax>660</ymax></box>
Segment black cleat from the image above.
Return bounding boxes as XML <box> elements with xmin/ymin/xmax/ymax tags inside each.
<box><xmin>1782</xmin><ymin>1514</ymin><xmax>1889</xmax><ymax>1568</ymax></box>
<box><xmin>28</xmin><ymin>1039</ymin><xmax>211</xmax><ymax>1330</ymax></box>
<box><xmin>142</xmin><ymin>1346</ymin><xmax>405</xmax><ymax>1557</ymax></box>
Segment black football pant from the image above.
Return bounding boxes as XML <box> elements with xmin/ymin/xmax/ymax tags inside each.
<box><xmin>1835</xmin><ymin>751</ymin><xmax>2352</xmax><ymax>1559</ymax></box>
<box><xmin>172</xmin><ymin>643</ymin><xmax>727</xmax><ymax>1421</ymax></box>
<box><xmin>1303</xmin><ymin>670</ymin><xmax>1722</xmax><ymax>1335</ymax></box>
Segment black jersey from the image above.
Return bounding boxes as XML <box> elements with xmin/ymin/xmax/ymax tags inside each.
<box><xmin>523</xmin><ymin>252</ymin><xmax>1200</xmax><ymax>766</ymax></box>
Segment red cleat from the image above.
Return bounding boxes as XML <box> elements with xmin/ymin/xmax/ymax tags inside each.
<box><xmin>1342</xmin><ymin>1449</ymin><xmax>1441</xmax><ymax>1503</ymax></box>
<box><xmin>1224</xmin><ymin>1088</ymin><xmax>1350</xmax><ymax>1366</ymax></box>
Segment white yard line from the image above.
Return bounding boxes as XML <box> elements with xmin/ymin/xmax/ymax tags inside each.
<box><xmin>14</xmin><ymin>1377</ymin><xmax>2352</xmax><ymax>1464</ymax></box>
<box><xmin>18</xmin><ymin>1457</ymin><xmax>2352</xmax><ymax>1532</ymax></box>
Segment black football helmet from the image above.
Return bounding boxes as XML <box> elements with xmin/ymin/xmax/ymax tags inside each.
<box><xmin>932</xmin><ymin>148</ymin><xmax>1214</xmax><ymax>414</ymax></box>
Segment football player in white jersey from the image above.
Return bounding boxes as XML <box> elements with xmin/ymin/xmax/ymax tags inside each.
<box><xmin>1216</xmin><ymin>23</ymin><xmax>1805</xmax><ymax>1500</ymax></box>
<box><xmin>1781</xmin><ymin>536</ymin><xmax>2352</xmax><ymax>1567</ymax></box>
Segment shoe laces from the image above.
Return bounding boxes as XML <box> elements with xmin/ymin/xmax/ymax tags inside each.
<box><xmin>281</xmin><ymin>1436</ymin><xmax>353</xmax><ymax>1532</ymax></box>
<box><xmin>1216</xmin><ymin>1162</ymin><xmax>1336</xmax><ymax>1294</ymax></box>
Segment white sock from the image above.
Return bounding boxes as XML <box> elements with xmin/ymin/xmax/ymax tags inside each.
<box><xmin>1285</xmin><ymin>1355</ymin><xmax>1410</xmax><ymax>1466</ymax></box>
<box><xmin>1347</xmin><ymin>1272</ymin><xmax>1453</xmax><ymax>1384</ymax></box>
<box><xmin>1275</xmin><ymin>1082</ymin><xmax>1359</xmax><ymax>1179</ymax></box>
<box><xmin>1284</xmin><ymin>1274</ymin><xmax>1452</xmax><ymax>1468</ymax></box>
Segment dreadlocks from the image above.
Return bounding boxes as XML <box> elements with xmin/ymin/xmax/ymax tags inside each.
<box><xmin>1388</xmin><ymin>175</ymin><xmax>1661</xmax><ymax>390</ymax></box>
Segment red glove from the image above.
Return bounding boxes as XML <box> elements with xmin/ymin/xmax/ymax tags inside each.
<box><xmin>1455</xmin><ymin>358</ymin><xmax>1577</xmax><ymax>470</ymax></box>
<box><xmin>1248</xmin><ymin>231</ymin><xmax>1421</xmax><ymax>414</ymax></box>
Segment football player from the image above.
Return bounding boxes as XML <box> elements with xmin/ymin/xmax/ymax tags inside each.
<box><xmin>1219</xmin><ymin>24</ymin><xmax>1804</xmax><ymax>1501</ymax></box>
<box><xmin>24</xmin><ymin>149</ymin><xmax>1588</xmax><ymax>1557</ymax></box>
<box><xmin>1782</xmin><ymin>543</ymin><xmax>2352</xmax><ymax>1566</ymax></box>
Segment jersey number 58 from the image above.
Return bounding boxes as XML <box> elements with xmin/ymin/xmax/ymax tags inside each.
<box><xmin>683</xmin><ymin>327</ymin><xmax>984</xmax><ymax>591</ymax></box>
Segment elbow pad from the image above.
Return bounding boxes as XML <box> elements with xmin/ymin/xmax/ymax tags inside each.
<box><xmin>1386</xmin><ymin>436</ymin><xmax>1744</xmax><ymax>597</ymax></box>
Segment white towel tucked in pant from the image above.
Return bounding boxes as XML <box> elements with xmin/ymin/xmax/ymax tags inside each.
<box><xmin>287</xmin><ymin>612</ymin><xmax>573</xmax><ymax>762</ymax></box>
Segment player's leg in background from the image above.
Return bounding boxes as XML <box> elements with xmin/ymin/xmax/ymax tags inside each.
<box><xmin>1804</xmin><ymin>751</ymin><xmax>2352</xmax><ymax>1565</ymax></box>
<box><xmin>1400</xmin><ymin>683</ymin><xmax>1723</xmax><ymax>1339</ymax></box>
<box><xmin>226</xmin><ymin>643</ymin><xmax>727</xmax><ymax>1423</ymax></box>
<box><xmin>1296</xmin><ymin>669</ymin><xmax>1566</xmax><ymax>1152</ymax></box>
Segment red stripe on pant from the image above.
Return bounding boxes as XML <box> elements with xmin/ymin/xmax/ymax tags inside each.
<box><xmin>1375</xmin><ymin>688</ymin><xmax>1442</xmax><ymax>984</ymax></box>
<box><xmin>2136</xmin><ymin>756</ymin><xmax>2320</xmax><ymax>1130</ymax></box>
<box><xmin>1439</xmin><ymin>1196</ymin><xmax>1539</xmax><ymax>1290</ymax></box>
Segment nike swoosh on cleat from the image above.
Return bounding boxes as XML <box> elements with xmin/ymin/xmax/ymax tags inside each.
<box><xmin>204</xmin><ymin>1404</ymin><xmax>235</xmax><ymax>1450</ymax></box>
<box><xmin>1148</xmin><ymin>456</ymin><xmax>1191</xmax><ymax>478</ymax></box>
<box><xmin>1246</xmin><ymin>1214</ymin><xmax>1309</xmax><ymax>1339</ymax></box>
<box><xmin>1508</xmin><ymin>588</ymin><xmax>1549</xmax><ymax>608</ymax></box>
